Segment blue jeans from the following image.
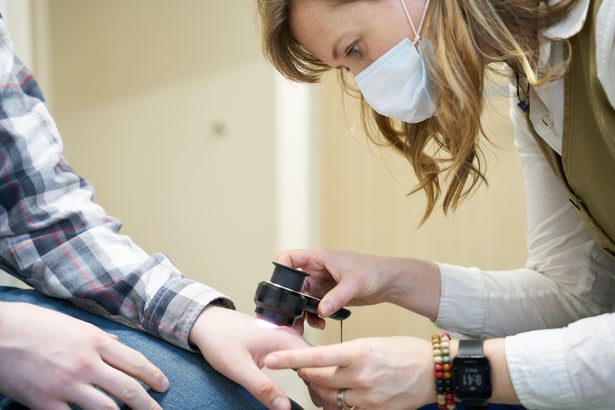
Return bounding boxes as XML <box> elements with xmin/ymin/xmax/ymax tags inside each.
<box><xmin>0</xmin><ymin>287</ymin><xmax>303</xmax><ymax>410</ymax></box>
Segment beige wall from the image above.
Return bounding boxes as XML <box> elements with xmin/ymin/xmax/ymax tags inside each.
<box><xmin>36</xmin><ymin>0</ymin><xmax>277</xmax><ymax>315</ymax></box>
<box><xmin>22</xmin><ymin>1</ymin><xmax>528</xmax><ymax>408</ymax></box>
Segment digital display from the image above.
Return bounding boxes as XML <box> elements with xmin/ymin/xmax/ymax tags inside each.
<box><xmin>458</xmin><ymin>368</ymin><xmax>485</xmax><ymax>390</ymax></box>
<box><xmin>453</xmin><ymin>358</ymin><xmax>492</xmax><ymax>398</ymax></box>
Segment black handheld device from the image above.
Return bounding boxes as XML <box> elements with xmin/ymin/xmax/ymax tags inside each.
<box><xmin>254</xmin><ymin>262</ymin><xmax>351</xmax><ymax>326</ymax></box>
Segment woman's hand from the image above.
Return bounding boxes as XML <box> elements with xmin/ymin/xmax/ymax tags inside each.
<box><xmin>276</xmin><ymin>249</ymin><xmax>399</xmax><ymax>314</ymax></box>
<box><xmin>265</xmin><ymin>336</ymin><xmax>436</xmax><ymax>410</ymax></box>
<box><xmin>276</xmin><ymin>249</ymin><xmax>441</xmax><ymax>327</ymax></box>
<box><xmin>0</xmin><ymin>302</ymin><xmax>168</xmax><ymax>410</ymax></box>
<box><xmin>190</xmin><ymin>306</ymin><xmax>311</xmax><ymax>410</ymax></box>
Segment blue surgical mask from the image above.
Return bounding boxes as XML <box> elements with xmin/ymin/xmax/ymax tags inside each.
<box><xmin>355</xmin><ymin>0</ymin><xmax>434</xmax><ymax>123</ymax></box>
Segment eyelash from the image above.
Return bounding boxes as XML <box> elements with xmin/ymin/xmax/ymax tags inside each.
<box><xmin>345</xmin><ymin>41</ymin><xmax>362</xmax><ymax>58</ymax></box>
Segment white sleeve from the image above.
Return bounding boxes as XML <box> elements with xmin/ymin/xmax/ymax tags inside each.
<box><xmin>596</xmin><ymin>0</ymin><xmax>615</xmax><ymax>108</ymax></box>
<box><xmin>435</xmin><ymin>100</ymin><xmax>615</xmax><ymax>338</ymax></box>
<box><xmin>435</xmin><ymin>98</ymin><xmax>615</xmax><ymax>409</ymax></box>
<box><xmin>506</xmin><ymin>312</ymin><xmax>615</xmax><ymax>410</ymax></box>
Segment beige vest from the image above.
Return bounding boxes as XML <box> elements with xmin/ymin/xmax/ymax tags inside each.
<box><xmin>528</xmin><ymin>0</ymin><xmax>615</xmax><ymax>256</ymax></box>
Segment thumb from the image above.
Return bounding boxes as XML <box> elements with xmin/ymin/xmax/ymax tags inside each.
<box><xmin>318</xmin><ymin>280</ymin><xmax>356</xmax><ymax>317</ymax></box>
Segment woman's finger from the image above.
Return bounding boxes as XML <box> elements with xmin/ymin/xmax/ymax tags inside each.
<box><xmin>318</xmin><ymin>278</ymin><xmax>361</xmax><ymax>317</ymax></box>
<box><xmin>265</xmin><ymin>344</ymin><xmax>353</xmax><ymax>370</ymax></box>
<box><xmin>305</xmin><ymin>312</ymin><xmax>326</xmax><ymax>329</ymax></box>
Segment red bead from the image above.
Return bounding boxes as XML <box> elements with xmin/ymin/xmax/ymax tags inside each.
<box><xmin>435</xmin><ymin>370</ymin><xmax>444</xmax><ymax>379</ymax></box>
<box><xmin>435</xmin><ymin>363</ymin><xmax>443</xmax><ymax>371</ymax></box>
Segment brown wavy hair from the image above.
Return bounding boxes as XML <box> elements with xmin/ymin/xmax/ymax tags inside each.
<box><xmin>256</xmin><ymin>0</ymin><xmax>578</xmax><ymax>221</ymax></box>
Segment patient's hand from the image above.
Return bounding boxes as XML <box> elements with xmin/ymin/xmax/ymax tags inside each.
<box><xmin>0</xmin><ymin>301</ymin><xmax>168</xmax><ymax>410</ymax></box>
<box><xmin>190</xmin><ymin>306</ymin><xmax>310</xmax><ymax>410</ymax></box>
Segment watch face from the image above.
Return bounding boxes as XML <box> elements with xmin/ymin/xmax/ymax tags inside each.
<box><xmin>453</xmin><ymin>357</ymin><xmax>492</xmax><ymax>399</ymax></box>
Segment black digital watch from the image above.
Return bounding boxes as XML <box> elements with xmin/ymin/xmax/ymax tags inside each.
<box><xmin>452</xmin><ymin>339</ymin><xmax>492</xmax><ymax>409</ymax></box>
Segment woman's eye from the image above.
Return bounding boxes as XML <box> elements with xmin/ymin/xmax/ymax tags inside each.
<box><xmin>345</xmin><ymin>42</ymin><xmax>362</xmax><ymax>58</ymax></box>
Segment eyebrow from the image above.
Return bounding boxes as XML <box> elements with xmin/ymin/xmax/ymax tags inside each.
<box><xmin>332</xmin><ymin>38</ymin><xmax>344</xmax><ymax>61</ymax></box>
<box><xmin>332</xmin><ymin>47</ymin><xmax>339</xmax><ymax>60</ymax></box>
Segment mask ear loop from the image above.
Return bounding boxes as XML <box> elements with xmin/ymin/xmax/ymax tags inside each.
<box><xmin>399</xmin><ymin>0</ymin><xmax>431</xmax><ymax>45</ymax></box>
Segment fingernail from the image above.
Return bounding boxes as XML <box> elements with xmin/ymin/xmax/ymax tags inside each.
<box><xmin>272</xmin><ymin>396</ymin><xmax>288</xmax><ymax>410</ymax></box>
<box><xmin>320</xmin><ymin>301</ymin><xmax>332</xmax><ymax>317</ymax></box>
<box><xmin>265</xmin><ymin>355</ymin><xmax>278</xmax><ymax>367</ymax></box>
<box><xmin>160</xmin><ymin>375</ymin><xmax>170</xmax><ymax>391</ymax></box>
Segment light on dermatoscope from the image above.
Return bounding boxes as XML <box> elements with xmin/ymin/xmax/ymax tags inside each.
<box><xmin>256</xmin><ymin>318</ymin><xmax>281</xmax><ymax>329</ymax></box>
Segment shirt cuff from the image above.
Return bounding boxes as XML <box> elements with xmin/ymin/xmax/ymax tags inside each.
<box><xmin>506</xmin><ymin>313</ymin><xmax>615</xmax><ymax>410</ymax></box>
<box><xmin>506</xmin><ymin>328</ymin><xmax>572</xmax><ymax>409</ymax></box>
<box><xmin>144</xmin><ymin>278</ymin><xmax>234</xmax><ymax>351</ymax></box>
<box><xmin>435</xmin><ymin>262</ymin><xmax>488</xmax><ymax>337</ymax></box>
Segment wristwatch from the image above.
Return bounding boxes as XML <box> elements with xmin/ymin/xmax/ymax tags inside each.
<box><xmin>452</xmin><ymin>339</ymin><xmax>492</xmax><ymax>409</ymax></box>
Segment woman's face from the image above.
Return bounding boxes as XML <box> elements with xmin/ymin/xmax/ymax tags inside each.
<box><xmin>290</xmin><ymin>0</ymin><xmax>429</xmax><ymax>76</ymax></box>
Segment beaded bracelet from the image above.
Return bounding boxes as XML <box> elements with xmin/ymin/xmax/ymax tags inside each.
<box><xmin>432</xmin><ymin>333</ymin><xmax>456</xmax><ymax>410</ymax></box>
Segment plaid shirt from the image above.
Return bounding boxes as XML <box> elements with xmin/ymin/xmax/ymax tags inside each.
<box><xmin>0</xmin><ymin>18</ymin><xmax>232</xmax><ymax>350</ymax></box>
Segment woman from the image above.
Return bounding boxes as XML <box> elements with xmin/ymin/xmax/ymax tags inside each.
<box><xmin>257</xmin><ymin>0</ymin><xmax>615</xmax><ymax>409</ymax></box>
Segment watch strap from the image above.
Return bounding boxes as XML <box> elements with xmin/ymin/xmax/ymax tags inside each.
<box><xmin>458</xmin><ymin>339</ymin><xmax>484</xmax><ymax>357</ymax></box>
<box><xmin>464</xmin><ymin>402</ymin><xmax>489</xmax><ymax>410</ymax></box>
